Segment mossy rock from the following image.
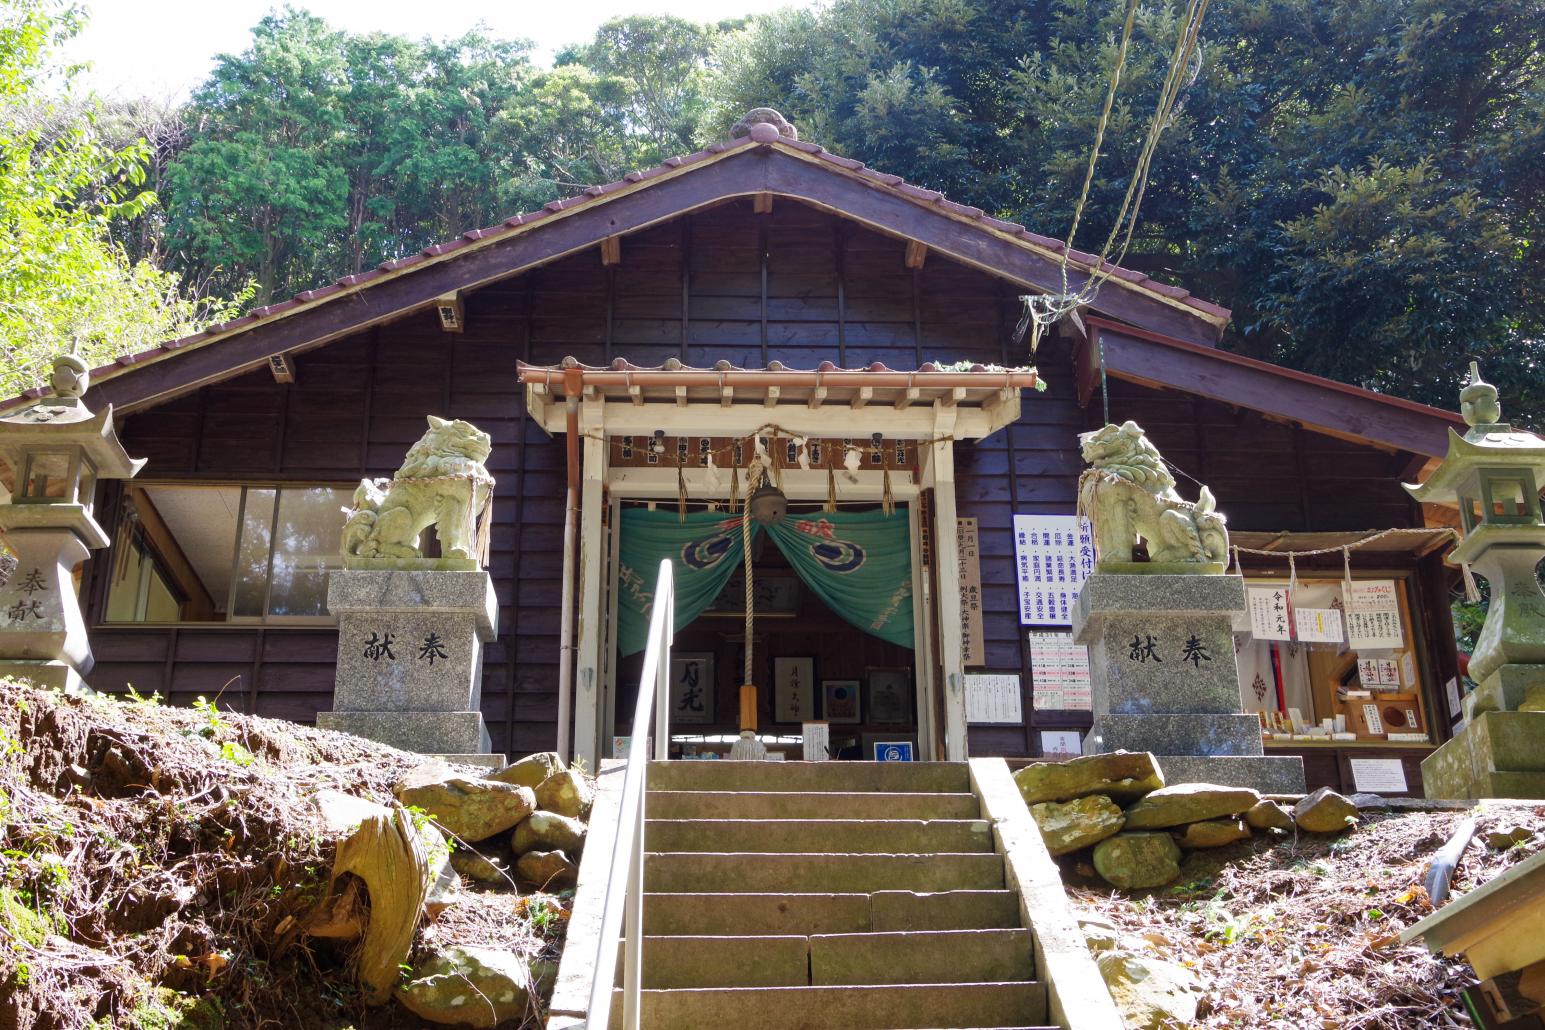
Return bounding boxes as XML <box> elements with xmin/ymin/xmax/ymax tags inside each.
<box><xmin>1123</xmin><ymin>782</ymin><xmax>1260</xmax><ymax>830</ymax></box>
<box><xmin>511</xmin><ymin>810</ymin><xmax>586</xmax><ymax>857</ymax></box>
<box><xmin>1292</xmin><ymin>786</ymin><xmax>1358</xmax><ymax>834</ymax></box>
<box><xmin>1014</xmin><ymin>750</ymin><xmax>1164</xmax><ymax>805</ymax></box>
<box><xmin>488</xmin><ymin>752</ymin><xmax>562</xmax><ymax>789</ymax></box>
<box><xmin>1030</xmin><ymin>796</ymin><xmax>1125</xmax><ymax>856</ymax></box>
<box><xmin>1175</xmin><ymin>818</ymin><xmax>1250</xmax><ymax>849</ymax></box>
<box><xmin>1092</xmin><ymin>832</ymin><xmax>1182</xmax><ymax>889</ymax></box>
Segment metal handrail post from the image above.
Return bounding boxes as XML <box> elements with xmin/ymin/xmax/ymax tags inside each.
<box><xmin>584</xmin><ymin>559</ymin><xmax>673</xmax><ymax>1030</ymax></box>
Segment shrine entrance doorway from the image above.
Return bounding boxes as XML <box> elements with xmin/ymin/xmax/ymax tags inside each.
<box><xmin>609</xmin><ymin>491</ymin><xmax>926</xmax><ymax>762</ymax></box>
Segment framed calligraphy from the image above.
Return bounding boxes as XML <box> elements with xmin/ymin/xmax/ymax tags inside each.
<box><xmin>669</xmin><ymin>653</ymin><xmax>716</xmax><ymax>725</ymax></box>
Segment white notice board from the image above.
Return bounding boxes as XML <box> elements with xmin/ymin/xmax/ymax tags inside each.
<box><xmin>965</xmin><ymin>674</ymin><xmax>1024</xmax><ymax>725</ymax></box>
<box><xmin>1013</xmin><ymin>514</ymin><xmax>1094</xmax><ymax>626</ymax></box>
<box><xmin>1350</xmin><ymin>758</ymin><xmax>1408</xmax><ymax>793</ymax></box>
<box><xmin>1028</xmin><ymin>631</ymin><xmax>1092</xmax><ymax>711</ymax></box>
<box><xmin>1345</xmin><ymin>580</ymin><xmax>1404</xmax><ymax>650</ymax></box>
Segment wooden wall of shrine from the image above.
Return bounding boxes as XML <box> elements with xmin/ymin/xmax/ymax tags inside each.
<box><xmin>82</xmin><ymin>196</ymin><xmax>1443</xmax><ymax>766</ymax></box>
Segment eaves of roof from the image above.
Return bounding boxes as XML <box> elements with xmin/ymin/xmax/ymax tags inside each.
<box><xmin>1</xmin><ymin>124</ymin><xmax>1232</xmax><ymax>416</ymax></box>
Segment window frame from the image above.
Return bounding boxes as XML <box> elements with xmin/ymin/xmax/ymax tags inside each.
<box><xmin>99</xmin><ymin>479</ymin><xmax>353</xmax><ymax>628</ymax></box>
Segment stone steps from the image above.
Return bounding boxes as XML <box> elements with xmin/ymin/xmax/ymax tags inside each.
<box><xmin>644</xmin><ymin>851</ymin><xmax>1007</xmax><ymax>893</ymax></box>
<box><xmin>550</xmin><ymin>760</ymin><xmax>1118</xmax><ymax>1030</ymax></box>
<box><xmin>608</xmin><ymin>982</ymin><xmax>1051</xmax><ymax>1029</ymax></box>
<box><xmin>645</xmin><ymin>817</ymin><xmax>994</xmax><ymax>853</ymax></box>
<box><xmin>640</xmin><ymin>889</ymin><xmax>1024</xmax><ymax>936</ymax></box>
<box><xmin>647</xmin><ymin>789</ymin><xmax>981</xmax><ymax>820</ymax></box>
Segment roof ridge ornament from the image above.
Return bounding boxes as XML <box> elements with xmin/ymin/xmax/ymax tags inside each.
<box><xmin>730</xmin><ymin>107</ymin><xmax>797</xmax><ymax>141</ymax></box>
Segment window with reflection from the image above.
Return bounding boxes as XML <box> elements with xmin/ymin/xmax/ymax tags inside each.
<box><xmin>104</xmin><ymin>484</ymin><xmax>351</xmax><ymax>624</ymax></box>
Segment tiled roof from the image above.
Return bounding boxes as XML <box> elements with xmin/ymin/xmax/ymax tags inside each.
<box><xmin>9</xmin><ymin>122</ymin><xmax>1229</xmax><ymax>406</ymax></box>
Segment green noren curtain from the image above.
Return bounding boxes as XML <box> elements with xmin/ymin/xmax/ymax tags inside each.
<box><xmin>617</xmin><ymin>506</ymin><xmax>913</xmax><ymax>657</ymax></box>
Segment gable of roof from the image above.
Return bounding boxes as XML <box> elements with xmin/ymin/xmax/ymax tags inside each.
<box><xmin>2</xmin><ymin>126</ymin><xmax>1234</xmax><ymax>417</ymax></box>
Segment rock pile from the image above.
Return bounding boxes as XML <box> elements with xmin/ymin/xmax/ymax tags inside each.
<box><xmin>1015</xmin><ymin>751</ymin><xmax>1357</xmax><ymax>890</ymax></box>
<box><xmin>386</xmin><ymin>753</ymin><xmax>595</xmax><ymax>1027</ymax></box>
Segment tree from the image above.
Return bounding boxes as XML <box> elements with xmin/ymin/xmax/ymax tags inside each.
<box><xmin>0</xmin><ymin>0</ymin><xmax>241</xmax><ymax>397</ymax></box>
<box><xmin>709</xmin><ymin>0</ymin><xmax>1545</xmax><ymax>419</ymax></box>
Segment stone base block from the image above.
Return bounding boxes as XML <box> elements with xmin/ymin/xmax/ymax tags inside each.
<box><xmin>317</xmin><ymin>710</ymin><xmax>491</xmax><ymax>756</ymax></box>
<box><xmin>436</xmin><ymin>753</ymin><xmax>507</xmax><ymax>771</ymax></box>
<box><xmin>1152</xmin><ymin>755</ymin><xmax>1306</xmax><ymax>794</ymax></box>
<box><xmin>1085</xmin><ymin>713</ymin><xmax>1264</xmax><ymax>757</ymax></box>
<box><xmin>1423</xmin><ymin>710</ymin><xmax>1545</xmax><ymax>800</ymax></box>
<box><xmin>0</xmin><ymin>660</ymin><xmax>90</xmax><ymax>696</ymax></box>
<box><xmin>1464</xmin><ymin>664</ymin><xmax>1545</xmax><ymax>718</ymax></box>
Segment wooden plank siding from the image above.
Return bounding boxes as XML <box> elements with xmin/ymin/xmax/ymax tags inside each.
<box><xmin>82</xmin><ymin>197</ymin><xmax>1438</xmax><ymax>759</ymax></box>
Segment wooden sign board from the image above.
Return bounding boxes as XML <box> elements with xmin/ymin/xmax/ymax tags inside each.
<box><xmin>957</xmin><ymin>518</ymin><xmax>985</xmax><ymax>666</ymax></box>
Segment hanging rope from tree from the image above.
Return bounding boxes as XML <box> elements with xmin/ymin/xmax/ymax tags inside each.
<box><xmin>1016</xmin><ymin>0</ymin><xmax>1213</xmax><ymax>353</ymax></box>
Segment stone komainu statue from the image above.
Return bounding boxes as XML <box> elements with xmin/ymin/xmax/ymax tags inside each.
<box><xmin>342</xmin><ymin>416</ymin><xmax>494</xmax><ymax>563</ymax></box>
<box><xmin>1078</xmin><ymin>421</ymin><xmax>1229</xmax><ymax>569</ymax></box>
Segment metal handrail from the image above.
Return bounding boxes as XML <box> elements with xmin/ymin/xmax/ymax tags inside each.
<box><xmin>586</xmin><ymin>559</ymin><xmax>674</xmax><ymax>1029</ymax></box>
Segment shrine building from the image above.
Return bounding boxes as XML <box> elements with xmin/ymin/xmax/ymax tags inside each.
<box><xmin>0</xmin><ymin>111</ymin><xmax>1470</xmax><ymax>795</ymax></box>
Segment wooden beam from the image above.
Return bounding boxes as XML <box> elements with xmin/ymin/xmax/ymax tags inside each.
<box><xmin>675</xmin><ymin>384</ymin><xmax>688</xmax><ymax>407</ymax></box>
<box><xmin>763</xmin><ymin>385</ymin><xmax>780</xmax><ymax>408</ymax></box>
<box><xmin>599</xmin><ymin>235</ymin><xmax>621</xmax><ymax>266</ymax></box>
<box><xmin>719</xmin><ymin>383</ymin><xmax>733</xmax><ymax>407</ymax></box>
<box><xmin>904</xmin><ymin>240</ymin><xmax>928</xmax><ymax>270</ymax></box>
<box><xmin>1091</xmin><ymin>322</ymin><xmax>1461</xmax><ymax>457</ymax></box>
<box><xmin>84</xmin><ymin>148</ymin><xmax>1226</xmax><ymax>415</ymax></box>
<box><xmin>628</xmin><ymin>383</ymin><xmax>643</xmax><ymax>406</ymax></box>
<box><xmin>752</xmin><ymin>192</ymin><xmax>773</xmax><ymax>214</ymax></box>
<box><xmin>807</xmin><ymin>385</ymin><xmax>827</xmax><ymax>410</ymax></box>
<box><xmin>894</xmin><ymin>385</ymin><xmax>920</xmax><ymax>410</ymax></box>
<box><xmin>851</xmin><ymin>385</ymin><xmax>872</xmax><ymax>410</ymax></box>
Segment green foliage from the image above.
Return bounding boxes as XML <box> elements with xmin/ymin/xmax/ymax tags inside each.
<box><xmin>709</xmin><ymin>0</ymin><xmax>1544</xmax><ymax>416</ymax></box>
<box><xmin>0</xmin><ymin>0</ymin><xmax>245</xmax><ymax>396</ymax></box>
<box><xmin>161</xmin><ymin>9</ymin><xmax>729</xmax><ymax>303</ymax></box>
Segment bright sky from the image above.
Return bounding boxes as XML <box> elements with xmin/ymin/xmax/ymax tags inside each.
<box><xmin>63</xmin><ymin>0</ymin><xmax>799</xmax><ymax>99</ymax></box>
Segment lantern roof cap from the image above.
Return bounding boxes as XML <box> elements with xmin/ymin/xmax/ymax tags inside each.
<box><xmin>1404</xmin><ymin>362</ymin><xmax>1545</xmax><ymax>504</ymax></box>
<box><xmin>0</xmin><ymin>354</ymin><xmax>145</xmax><ymax>480</ymax></box>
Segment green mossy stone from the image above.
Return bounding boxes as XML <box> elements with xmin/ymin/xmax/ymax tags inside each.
<box><xmin>1244</xmin><ymin>799</ymin><xmax>1294</xmax><ymax>831</ymax></box>
<box><xmin>511</xmin><ymin>810</ymin><xmax>586</xmax><ymax>857</ymax></box>
<box><xmin>396</xmin><ymin>771</ymin><xmax>537</xmax><ymax>843</ymax></box>
<box><xmin>1030</xmin><ymin>795</ymin><xmax>1125</xmax><ymax>856</ymax></box>
<box><xmin>534</xmin><ymin>768</ymin><xmax>594</xmax><ymax>819</ymax></box>
<box><xmin>1014</xmin><ymin>750</ymin><xmax>1165</xmax><ymax>805</ymax></box>
<box><xmin>488</xmin><ymin>751</ymin><xmax>563</xmax><ymax>789</ymax></box>
<box><xmin>1092</xmin><ymin>832</ymin><xmax>1182</xmax><ymax>889</ymax></box>
<box><xmin>1292</xmin><ymin>786</ymin><xmax>1358</xmax><ymax>834</ymax></box>
<box><xmin>1176</xmin><ymin>818</ymin><xmax>1250</xmax><ymax>849</ymax></box>
<box><xmin>1123</xmin><ymin>782</ymin><xmax>1260</xmax><ymax>830</ymax></box>
<box><xmin>516</xmin><ymin>849</ymin><xmax>578</xmax><ymax>890</ymax></box>
<box><xmin>395</xmin><ymin>946</ymin><xmax>531</xmax><ymax>1028</ymax></box>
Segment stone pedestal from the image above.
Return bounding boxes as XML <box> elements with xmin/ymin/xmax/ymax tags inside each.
<box><xmin>318</xmin><ymin>569</ymin><xmax>499</xmax><ymax>762</ymax></box>
<box><xmin>1423</xmin><ymin>663</ymin><xmax>1545</xmax><ymax>799</ymax></box>
<box><xmin>1074</xmin><ymin>573</ymin><xmax>1305</xmax><ymax>793</ymax></box>
<box><xmin>0</xmin><ymin>515</ymin><xmax>100</xmax><ymax>695</ymax></box>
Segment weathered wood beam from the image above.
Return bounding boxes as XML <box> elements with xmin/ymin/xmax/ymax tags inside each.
<box><xmin>752</xmin><ymin>192</ymin><xmax>773</xmax><ymax>214</ymax></box>
<box><xmin>851</xmin><ymin>385</ymin><xmax>872</xmax><ymax>410</ymax></box>
<box><xmin>894</xmin><ymin>385</ymin><xmax>919</xmax><ymax>410</ymax></box>
<box><xmin>763</xmin><ymin>385</ymin><xmax>780</xmax><ymax>408</ymax></box>
<box><xmin>600</xmin><ymin>235</ymin><xmax>621</xmax><ymax>266</ymax></box>
<box><xmin>904</xmin><ymin>240</ymin><xmax>927</xmax><ymax>270</ymax></box>
<box><xmin>1083</xmin><ymin>320</ymin><xmax>1461</xmax><ymax>457</ymax></box>
<box><xmin>807</xmin><ymin>385</ymin><xmax>827</xmax><ymax>410</ymax></box>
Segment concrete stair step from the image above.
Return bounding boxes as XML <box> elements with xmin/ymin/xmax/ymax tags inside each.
<box><xmin>649</xmin><ymin>760</ymin><xmax>971</xmax><ymax>794</ymax></box>
<box><xmin>647</xmin><ymin>790</ymin><xmax>980</xmax><ymax>821</ymax></box>
<box><xmin>646</xmin><ymin>817</ymin><xmax>994</xmax><ymax>854</ymax></box>
<box><xmin>643</xmin><ymin>892</ymin><xmax>872</xmax><ymax>936</ymax></box>
<box><xmin>645</xmin><ymin>852</ymin><xmax>1005</xmax><ymax>894</ymax></box>
<box><xmin>615</xmin><ymin>935</ymin><xmax>810</xmax><ymax>989</ymax></box>
<box><xmin>810</xmin><ymin>929</ymin><xmax>1033</xmax><ymax>985</ymax></box>
<box><xmin>609</xmin><ymin>982</ymin><xmax>1047</xmax><ymax>1028</ymax></box>
<box><xmin>871</xmin><ymin>890</ymin><xmax>1023</xmax><ymax>931</ymax></box>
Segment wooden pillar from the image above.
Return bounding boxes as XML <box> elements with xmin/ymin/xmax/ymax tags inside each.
<box><xmin>927</xmin><ymin>400</ymin><xmax>969</xmax><ymax>760</ymax></box>
<box><xmin>574</xmin><ymin>397</ymin><xmax>608</xmax><ymax>768</ymax></box>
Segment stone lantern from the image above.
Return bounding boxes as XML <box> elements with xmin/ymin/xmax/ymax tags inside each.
<box><xmin>0</xmin><ymin>354</ymin><xmax>144</xmax><ymax>692</ymax></box>
<box><xmin>1405</xmin><ymin>362</ymin><xmax>1545</xmax><ymax>798</ymax></box>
